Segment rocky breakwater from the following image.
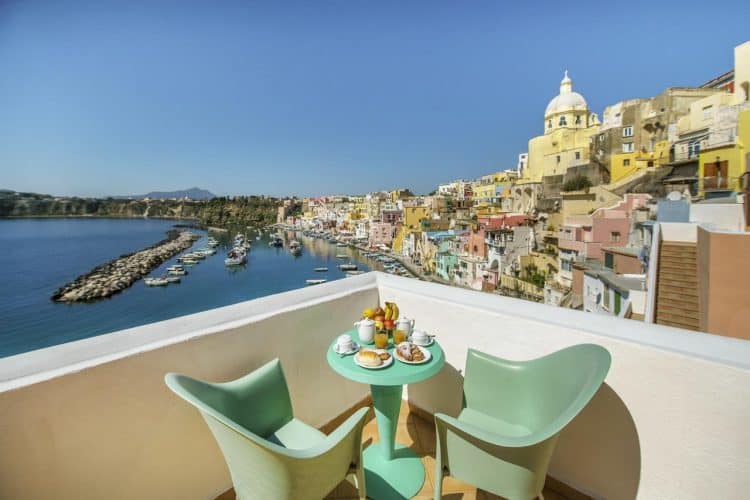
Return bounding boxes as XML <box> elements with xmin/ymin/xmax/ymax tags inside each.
<box><xmin>52</xmin><ymin>230</ymin><xmax>200</xmax><ymax>303</ymax></box>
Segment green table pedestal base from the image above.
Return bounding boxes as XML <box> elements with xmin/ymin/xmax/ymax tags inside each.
<box><xmin>363</xmin><ymin>444</ymin><xmax>425</xmax><ymax>499</ymax></box>
<box><xmin>365</xmin><ymin>384</ymin><xmax>425</xmax><ymax>499</ymax></box>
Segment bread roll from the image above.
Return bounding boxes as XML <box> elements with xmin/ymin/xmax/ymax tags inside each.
<box><xmin>358</xmin><ymin>350</ymin><xmax>382</xmax><ymax>367</ymax></box>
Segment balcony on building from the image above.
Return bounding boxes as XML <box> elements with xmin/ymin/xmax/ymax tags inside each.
<box><xmin>1</xmin><ymin>272</ymin><xmax>749</xmax><ymax>499</ymax></box>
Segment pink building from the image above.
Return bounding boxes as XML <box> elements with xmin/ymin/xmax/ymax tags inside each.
<box><xmin>368</xmin><ymin>222</ymin><xmax>394</xmax><ymax>248</ymax></box>
<box><xmin>467</xmin><ymin>227</ymin><xmax>487</xmax><ymax>259</ymax></box>
<box><xmin>557</xmin><ymin>194</ymin><xmax>650</xmax><ymax>285</ymax></box>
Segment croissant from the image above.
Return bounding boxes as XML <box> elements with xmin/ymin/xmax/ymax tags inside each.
<box><xmin>358</xmin><ymin>350</ymin><xmax>383</xmax><ymax>367</ymax></box>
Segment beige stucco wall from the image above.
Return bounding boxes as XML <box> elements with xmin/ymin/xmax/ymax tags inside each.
<box><xmin>697</xmin><ymin>226</ymin><xmax>750</xmax><ymax>339</ymax></box>
<box><xmin>0</xmin><ymin>280</ymin><xmax>379</xmax><ymax>500</ymax></box>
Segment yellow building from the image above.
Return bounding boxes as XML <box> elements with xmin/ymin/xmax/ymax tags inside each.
<box><xmin>525</xmin><ymin>72</ymin><xmax>600</xmax><ymax>182</ymax></box>
<box><xmin>609</xmin><ymin>140</ymin><xmax>670</xmax><ymax>185</ymax></box>
<box><xmin>403</xmin><ymin>205</ymin><xmax>431</xmax><ymax>231</ymax></box>
<box><xmin>696</xmin><ymin>41</ymin><xmax>750</xmax><ymax>197</ymax></box>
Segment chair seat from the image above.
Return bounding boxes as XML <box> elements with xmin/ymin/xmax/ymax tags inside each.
<box><xmin>267</xmin><ymin>418</ymin><xmax>327</xmax><ymax>450</ymax></box>
<box><xmin>458</xmin><ymin>408</ymin><xmax>533</xmax><ymax>439</ymax></box>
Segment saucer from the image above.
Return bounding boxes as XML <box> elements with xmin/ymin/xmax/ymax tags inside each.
<box><xmin>410</xmin><ymin>336</ymin><xmax>434</xmax><ymax>347</ymax></box>
<box><xmin>333</xmin><ymin>341</ymin><xmax>359</xmax><ymax>356</ymax></box>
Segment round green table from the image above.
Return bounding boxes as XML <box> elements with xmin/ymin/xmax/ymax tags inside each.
<box><xmin>327</xmin><ymin>329</ymin><xmax>445</xmax><ymax>499</ymax></box>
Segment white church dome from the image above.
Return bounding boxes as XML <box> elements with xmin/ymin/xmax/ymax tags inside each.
<box><xmin>545</xmin><ymin>71</ymin><xmax>588</xmax><ymax>116</ymax></box>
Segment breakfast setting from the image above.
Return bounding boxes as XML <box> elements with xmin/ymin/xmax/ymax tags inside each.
<box><xmin>333</xmin><ymin>301</ymin><xmax>435</xmax><ymax>370</ymax></box>
<box><xmin>325</xmin><ymin>300</ymin><xmax>445</xmax><ymax>499</ymax></box>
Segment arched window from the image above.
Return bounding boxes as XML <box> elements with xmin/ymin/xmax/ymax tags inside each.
<box><xmin>575</xmin><ymin>114</ymin><xmax>581</xmax><ymax>125</ymax></box>
<box><xmin>559</xmin><ymin>116</ymin><xmax>567</xmax><ymax>126</ymax></box>
<box><xmin>547</xmin><ymin>119</ymin><xmax>552</xmax><ymax>129</ymax></box>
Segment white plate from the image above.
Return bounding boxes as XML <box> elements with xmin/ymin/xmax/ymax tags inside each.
<box><xmin>394</xmin><ymin>344</ymin><xmax>432</xmax><ymax>365</ymax></box>
<box><xmin>409</xmin><ymin>336</ymin><xmax>434</xmax><ymax>347</ymax></box>
<box><xmin>333</xmin><ymin>341</ymin><xmax>359</xmax><ymax>356</ymax></box>
<box><xmin>354</xmin><ymin>349</ymin><xmax>394</xmax><ymax>369</ymax></box>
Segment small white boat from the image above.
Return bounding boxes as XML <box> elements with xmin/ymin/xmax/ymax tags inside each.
<box><xmin>167</xmin><ymin>268</ymin><xmax>187</xmax><ymax>276</ymax></box>
<box><xmin>180</xmin><ymin>258</ymin><xmax>199</xmax><ymax>265</ymax></box>
<box><xmin>336</xmin><ymin>254</ymin><xmax>348</xmax><ymax>259</ymax></box>
<box><xmin>339</xmin><ymin>263</ymin><xmax>358</xmax><ymax>271</ymax></box>
<box><xmin>306</xmin><ymin>279</ymin><xmax>327</xmax><ymax>285</ymax></box>
<box><xmin>314</xmin><ymin>267</ymin><xmax>328</xmax><ymax>272</ymax></box>
<box><xmin>144</xmin><ymin>277</ymin><xmax>169</xmax><ymax>287</ymax></box>
<box><xmin>346</xmin><ymin>270</ymin><xmax>364</xmax><ymax>276</ymax></box>
<box><xmin>165</xmin><ymin>276</ymin><xmax>181</xmax><ymax>284</ymax></box>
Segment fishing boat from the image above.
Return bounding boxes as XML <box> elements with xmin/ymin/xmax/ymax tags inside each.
<box><xmin>305</xmin><ymin>279</ymin><xmax>327</xmax><ymax>285</ymax></box>
<box><xmin>144</xmin><ymin>277</ymin><xmax>169</xmax><ymax>287</ymax></box>
<box><xmin>339</xmin><ymin>263</ymin><xmax>357</xmax><ymax>271</ymax></box>
<box><xmin>314</xmin><ymin>267</ymin><xmax>328</xmax><ymax>272</ymax></box>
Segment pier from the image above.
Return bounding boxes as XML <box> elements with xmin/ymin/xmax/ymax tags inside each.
<box><xmin>52</xmin><ymin>230</ymin><xmax>199</xmax><ymax>303</ymax></box>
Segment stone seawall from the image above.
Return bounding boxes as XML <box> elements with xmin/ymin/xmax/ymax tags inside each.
<box><xmin>52</xmin><ymin>230</ymin><xmax>199</xmax><ymax>303</ymax></box>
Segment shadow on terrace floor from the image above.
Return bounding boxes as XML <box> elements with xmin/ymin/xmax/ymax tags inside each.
<box><xmin>217</xmin><ymin>400</ymin><xmax>588</xmax><ymax>500</ymax></box>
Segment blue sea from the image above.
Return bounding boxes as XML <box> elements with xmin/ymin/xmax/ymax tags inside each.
<box><xmin>0</xmin><ymin>218</ymin><xmax>377</xmax><ymax>358</ymax></box>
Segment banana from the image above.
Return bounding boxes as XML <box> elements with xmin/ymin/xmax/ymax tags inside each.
<box><xmin>391</xmin><ymin>303</ymin><xmax>399</xmax><ymax>320</ymax></box>
<box><xmin>384</xmin><ymin>303</ymin><xmax>393</xmax><ymax>320</ymax></box>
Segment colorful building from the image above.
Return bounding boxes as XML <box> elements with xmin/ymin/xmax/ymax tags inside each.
<box><xmin>525</xmin><ymin>72</ymin><xmax>600</xmax><ymax>183</ymax></box>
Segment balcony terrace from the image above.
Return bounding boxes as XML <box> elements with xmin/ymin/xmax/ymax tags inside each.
<box><xmin>1</xmin><ymin>272</ymin><xmax>749</xmax><ymax>499</ymax></box>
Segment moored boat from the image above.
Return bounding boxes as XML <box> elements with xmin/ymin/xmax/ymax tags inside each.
<box><xmin>144</xmin><ymin>277</ymin><xmax>169</xmax><ymax>287</ymax></box>
<box><xmin>339</xmin><ymin>263</ymin><xmax>357</xmax><ymax>271</ymax></box>
<box><xmin>305</xmin><ymin>279</ymin><xmax>327</xmax><ymax>285</ymax></box>
<box><xmin>314</xmin><ymin>267</ymin><xmax>328</xmax><ymax>272</ymax></box>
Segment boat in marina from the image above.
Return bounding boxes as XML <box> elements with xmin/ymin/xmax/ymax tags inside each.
<box><xmin>144</xmin><ymin>277</ymin><xmax>169</xmax><ymax>287</ymax></box>
<box><xmin>165</xmin><ymin>276</ymin><xmax>181</xmax><ymax>284</ymax></box>
<box><xmin>339</xmin><ymin>263</ymin><xmax>357</xmax><ymax>271</ymax></box>
<box><xmin>335</xmin><ymin>254</ymin><xmax>348</xmax><ymax>259</ymax></box>
<box><xmin>206</xmin><ymin>237</ymin><xmax>219</xmax><ymax>248</ymax></box>
<box><xmin>178</xmin><ymin>257</ymin><xmax>199</xmax><ymax>265</ymax></box>
<box><xmin>314</xmin><ymin>267</ymin><xmax>328</xmax><ymax>272</ymax></box>
<box><xmin>225</xmin><ymin>248</ymin><xmax>247</xmax><ymax>266</ymax></box>
<box><xmin>345</xmin><ymin>270</ymin><xmax>364</xmax><ymax>276</ymax></box>
<box><xmin>167</xmin><ymin>265</ymin><xmax>187</xmax><ymax>276</ymax></box>
<box><xmin>305</xmin><ymin>279</ymin><xmax>327</xmax><ymax>285</ymax></box>
<box><xmin>289</xmin><ymin>240</ymin><xmax>302</xmax><ymax>256</ymax></box>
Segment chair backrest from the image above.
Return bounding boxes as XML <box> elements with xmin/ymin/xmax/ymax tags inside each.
<box><xmin>464</xmin><ymin>345</ymin><xmax>611</xmax><ymax>435</ymax></box>
<box><xmin>166</xmin><ymin>359</ymin><xmax>294</xmax><ymax>439</ymax></box>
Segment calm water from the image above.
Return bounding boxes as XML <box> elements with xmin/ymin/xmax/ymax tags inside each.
<box><xmin>0</xmin><ymin>218</ymin><xmax>377</xmax><ymax>358</ymax></box>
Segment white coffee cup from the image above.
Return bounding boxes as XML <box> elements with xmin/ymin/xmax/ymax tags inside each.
<box><xmin>396</xmin><ymin>317</ymin><xmax>415</xmax><ymax>335</ymax></box>
<box><xmin>354</xmin><ymin>318</ymin><xmax>375</xmax><ymax>344</ymax></box>
<box><xmin>336</xmin><ymin>334</ymin><xmax>354</xmax><ymax>352</ymax></box>
<box><xmin>410</xmin><ymin>329</ymin><xmax>430</xmax><ymax>346</ymax></box>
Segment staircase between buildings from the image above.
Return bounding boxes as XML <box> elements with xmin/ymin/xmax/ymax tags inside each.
<box><xmin>655</xmin><ymin>241</ymin><xmax>700</xmax><ymax>331</ymax></box>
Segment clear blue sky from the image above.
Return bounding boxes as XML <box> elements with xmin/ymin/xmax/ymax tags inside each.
<box><xmin>1</xmin><ymin>1</ymin><xmax>748</xmax><ymax>197</ymax></box>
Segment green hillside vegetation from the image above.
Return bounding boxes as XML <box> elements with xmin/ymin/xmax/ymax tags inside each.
<box><xmin>0</xmin><ymin>190</ymin><xmax>279</xmax><ymax>228</ymax></box>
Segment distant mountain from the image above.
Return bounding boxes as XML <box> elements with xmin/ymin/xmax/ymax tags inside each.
<box><xmin>121</xmin><ymin>188</ymin><xmax>216</xmax><ymax>200</ymax></box>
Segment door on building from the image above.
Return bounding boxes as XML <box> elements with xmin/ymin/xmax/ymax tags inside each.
<box><xmin>704</xmin><ymin>160</ymin><xmax>728</xmax><ymax>189</ymax></box>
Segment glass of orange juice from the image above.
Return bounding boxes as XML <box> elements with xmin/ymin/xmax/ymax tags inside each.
<box><xmin>393</xmin><ymin>329</ymin><xmax>407</xmax><ymax>345</ymax></box>
<box><xmin>374</xmin><ymin>330</ymin><xmax>389</xmax><ymax>349</ymax></box>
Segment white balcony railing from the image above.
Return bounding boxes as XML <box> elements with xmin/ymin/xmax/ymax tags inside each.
<box><xmin>1</xmin><ymin>273</ymin><xmax>750</xmax><ymax>499</ymax></box>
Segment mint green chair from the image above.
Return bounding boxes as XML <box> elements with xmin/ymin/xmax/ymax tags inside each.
<box><xmin>434</xmin><ymin>345</ymin><xmax>611</xmax><ymax>500</ymax></box>
<box><xmin>165</xmin><ymin>359</ymin><xmax>368</xmax><ymax>500</ymax></box>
